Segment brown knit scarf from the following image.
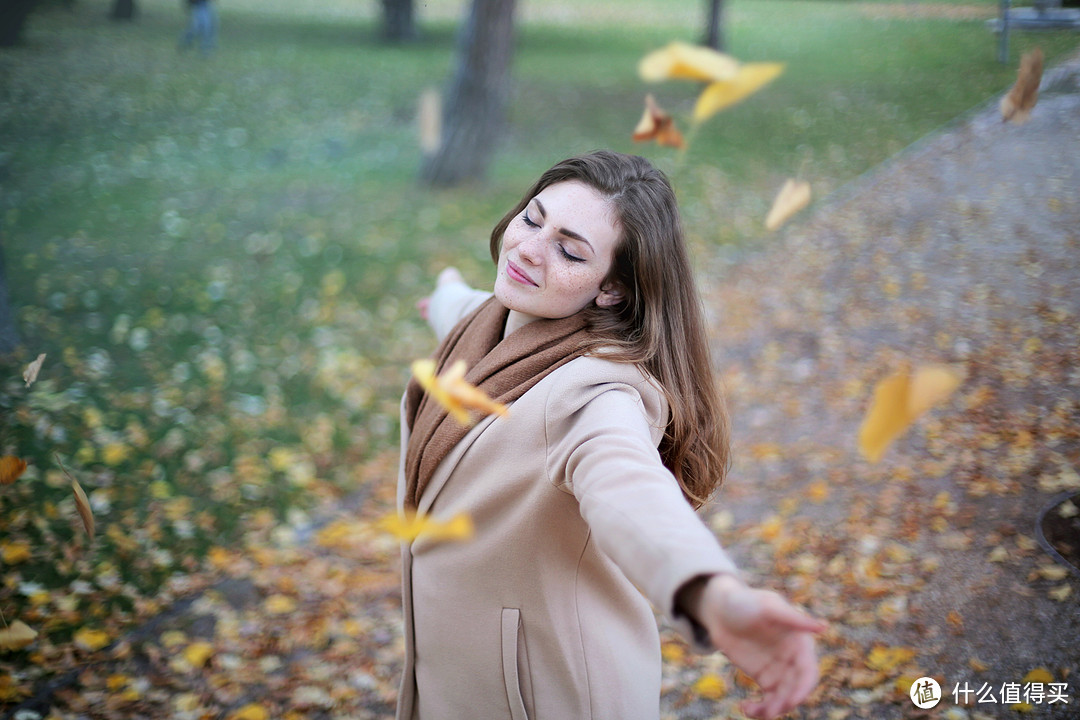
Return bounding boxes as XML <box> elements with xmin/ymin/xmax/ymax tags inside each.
<box><xmin>403</xmin><ymin>296</ymin><xmax>593</xmax><ymax>510</ymax></box>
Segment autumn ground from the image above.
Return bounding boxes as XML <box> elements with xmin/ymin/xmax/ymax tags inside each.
<box><xmin>3</xmin><ymin>50</ymin><xmax>1076</xmax><ymax>720</ymax></box>
<box><xmin>3</xmin><ymin>1</ymin><xmax>1080</xmax><ymax>719</ymax></box>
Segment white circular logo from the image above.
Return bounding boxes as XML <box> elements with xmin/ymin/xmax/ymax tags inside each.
<box><xmin>910</xmin><ymin>676</ymin><xmax>942</xmax><ymax>709</ymax></box>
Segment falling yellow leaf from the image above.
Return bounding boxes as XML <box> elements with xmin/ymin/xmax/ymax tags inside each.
<box><xmin>908</xmin><ymin>365</ymin><xmax>964</xmax><ymax>419</ymax></box>
<box><xmin>692</xmin><ymin>673</ymin><xmax>727</xmax><ymax>699</ymax></box>
<box><xmin>639</xmin><ymin>41</ymin><xmax>739</xmax><ymax>83</ymax></box>
<box><xmin>73</xmin><ymin>627</ymin><xmax>111</xmax><ymax>652</ymax></box>
<box><xmin>229</xmin><ymin>704</ymin><xmax>270</xmax><ymax>720</ymax></box>
<box><xmin>412</xmin><ymin>359</ymin><xmax>509</xmax><ymax>426</ymax></box>
<box><xmin>106</xmin><ymin>674</ymin><xmax>129</xmax><ymax>691</ymax></box>
<box><xmin>377</xmin><ymin>509</ymin><xmax>474</xmax><ymax>544</ymax></box>
<box><xmin>23</xmin><ymin>353</ymin><xmax>46</xmax><ymax>387</ymax></box>
<box><xmin>72</xmin><ymin>478</ymin><xmax>95</xmax><ymax>540</ymax></box>
<box><xmin>0</xmin><ymin>456</ymin><xmax>27</xmax><ymax>486</ymax></box>
<box><xmin>0</xmin><ymin>620</ymin><xmax>37</xmax><ymax>652</ymax></box>
<box><xmin>183</xmin><ymin>641</ymin><xmax>215</xmax><ymax>668</ymax></box>
<box><xmin>264</xmin><ymin>594</ymin><xmax>298</xmax><ymax>615</ymax></box>
<box><xmin>1000</xmin><ymin>47</ymin><xmax>1043</xmax><ymax>125</ymax></box>
<box><xmin>858</xmin><ymin>364</ymin><xmax>964</xmax><ymax>463</ymax></box>
<box><xmin>632</xmin><ymin>94</ymin><xmax>685</xmax><ymax>149</ymax></box>
<box><xmin>764</xmin><ymin>178</ymin><xmax>812</xmax><ymax>231</ymax></box>
<box><xmin>693</xmin><ymin>63</ymin><xmax>785</xmax><ymax>123</ymax></box>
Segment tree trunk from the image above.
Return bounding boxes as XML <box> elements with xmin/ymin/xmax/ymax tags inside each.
<box><xmin>110</xmin><ymin>0</ymin><xmax>135</xmax><ymax>21</ymax></box>
<box><xmin>419</xmin><ymin>0</ymin><xmax>516</xmax><ymax>187</ymax></box>
<box><xmin>381</xmin><ymin>0</ymin><xmax>416</xmax><ymax>42</ymax></box>
<box><xmin>0</xmin><ymin>240</ymin><xmax>20</xmax><ymax>356</ymax></box>
<box><xmin>0</xmin><ymin>0</ymin><xmax>35</xmax><ymax>47</ymax></box>
<box><xmin>704</xmin><ymin>0</ymin><xmax>725</xmax><ymax>52</ymax></box>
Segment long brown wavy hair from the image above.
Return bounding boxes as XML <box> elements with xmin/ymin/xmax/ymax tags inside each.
<box><xmin>489</xmin><ymin>150</ymin><xmax>730</xmax><ymax>507</ymax></box>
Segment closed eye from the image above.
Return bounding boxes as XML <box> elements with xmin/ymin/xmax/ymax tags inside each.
<box><xmin>559</xmin><ymin>245</ymin><xmax>585</xmax><ymax>263</ymax></box>
<box><xmin>522</xmin><ymin>211</ymin><xmax>540</xmax><ymax>228</ymax></box>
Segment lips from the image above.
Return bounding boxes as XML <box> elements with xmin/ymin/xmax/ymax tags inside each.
<box><xmin>506</xmin><ymin>260</ymin><xmax>538</xmax><ymax>287</ymax></box>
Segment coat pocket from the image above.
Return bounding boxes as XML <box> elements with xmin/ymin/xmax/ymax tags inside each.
<box><xmin>500</xmin><ymin>608</ymin><xmax>533</xmax><ymax>720</ymax></box>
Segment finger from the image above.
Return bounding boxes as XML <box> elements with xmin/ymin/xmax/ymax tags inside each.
<box><xmin>739</xmin><ymin>698</ymin><xmax>768</xmax><ymax>720</ymax></box>
<box><xmin>761</xmin><ymin>597</ymin><xmax>828</xmax><ymax>633</ymax></box>
<box><xmin>774</xmin><ymin>638</ymin><xmax>821</xmax><ymax>716</ymax></box>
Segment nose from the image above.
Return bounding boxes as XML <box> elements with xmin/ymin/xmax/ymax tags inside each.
<box><xmin>517</xmin><ymin>231</ymin><xmax>544</xmax><ymax>265</ymax></box>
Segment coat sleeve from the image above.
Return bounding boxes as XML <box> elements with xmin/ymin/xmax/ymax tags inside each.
<box><xmin>543</xmin><ymin>361</ymin><xmax>739</xmax><ymax>650</ymax></box>
<box><xmin>427</xmin><ymin>280</ymin><xmax>493</xmax><ymax>342</ymax></box>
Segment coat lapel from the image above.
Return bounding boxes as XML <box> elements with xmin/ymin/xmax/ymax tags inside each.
<box><xmin>415</xmin><ymin>411</ymin><xmax>501</xmax><ymax>516</ymax></box>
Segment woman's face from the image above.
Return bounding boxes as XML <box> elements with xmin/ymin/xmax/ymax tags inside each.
<box><xmin>494</xmin><ymin>180</ymin><xmax>623</xmax><ymax>323</ymax></box>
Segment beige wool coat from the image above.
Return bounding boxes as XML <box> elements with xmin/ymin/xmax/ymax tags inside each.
<box><xmin>396</xmin><ymin>281</ymin><xmax>738</xmax><ymax>720</ymax></box>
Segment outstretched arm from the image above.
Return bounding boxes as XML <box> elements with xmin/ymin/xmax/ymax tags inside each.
<box><xmin>678</xmin><ymin>574</ymin><xmax>826</xmax><ymax>719</ymax></box>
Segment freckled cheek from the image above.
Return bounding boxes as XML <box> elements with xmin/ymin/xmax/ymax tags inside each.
<box><xmin>557</xmin><ymin>268</ymin><xmax>603</xmax><ymax>296</ymax></box>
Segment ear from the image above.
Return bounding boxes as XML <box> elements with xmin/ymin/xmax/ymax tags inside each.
<box><xmin>595</xmin><ymin>284</ymin><xmax>624</xmax><ymax>308</ymax></box>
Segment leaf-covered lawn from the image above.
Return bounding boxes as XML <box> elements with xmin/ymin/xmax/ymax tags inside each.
<box><xmin>1</xmin><ymin>0</ymin><xmax>1078</xmax><ymax>716</ymax></box>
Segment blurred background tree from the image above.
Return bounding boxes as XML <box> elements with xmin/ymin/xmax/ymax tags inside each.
<box><xmin>0</xmin><ymin>0</ymin><xmax>36</xmax><ymax>46</ymax></box>
<box><xmin>705</xmin><ymin>0</ymin><xmax>726</xmax><ymax>50</ymax></box>
<box><xmin>110</xmin><ymin>0</ymin><xmax>135</xmax><ymax>20</ymax></box>
<box><xmin>382</xmin><ymin>0</ymin><xmax>416</xmax><ymax>42</ymax></box>
<box><xmin>420</xmin><ymin>0</ymin><xmax>517</xmax><ymax>186</ymax></box>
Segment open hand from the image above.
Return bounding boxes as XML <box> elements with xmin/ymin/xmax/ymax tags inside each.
<box><xmin>692</xmin><ymin>574</ymin><xmax>826</xmax><ymax>719</ymax></box>
<box><xmin>417</xmin><ymin>267</ymin><xmax>465</xmax><ymax>320</ymax></box>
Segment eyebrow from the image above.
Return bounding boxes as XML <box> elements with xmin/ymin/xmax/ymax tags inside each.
<box><xmin>533</xmin><ymin>199</ymin><xmax>594</xmax><ymax>253</ymax></box>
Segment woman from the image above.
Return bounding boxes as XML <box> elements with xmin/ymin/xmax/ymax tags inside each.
<box><xmin>400</xmin><ymin>151</ymin><xmax>824</xmax><ymax>720</ymax></box>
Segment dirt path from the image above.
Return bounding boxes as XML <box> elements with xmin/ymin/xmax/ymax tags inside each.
<box><xmin>674</xmin><ymin>51</ymin><xmax>1080</xmax><ymax>718</ymax></box>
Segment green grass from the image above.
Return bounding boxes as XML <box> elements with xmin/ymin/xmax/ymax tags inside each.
<box><xmin>0</xmin><ymin>0</ymin><xmax>1077</xmax><ymax>655</ymax></box>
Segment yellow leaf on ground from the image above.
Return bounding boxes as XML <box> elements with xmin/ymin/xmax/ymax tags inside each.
<box><xmin>73</xmin><ymin>627</ymin><xmax>110</xmax><ymax>652</ymax></box>
<box><xmin>1036</xmin><ymin>563</ymin><xmax>1068</xmax><ymax>581</ymax></box>
<box><xmin>0</xmin><ymin>620</ymin><xmax>38</xmax><ymax>652</ymax></box>
<box><xmin>694</xmin><ymin>63</ymin><xmax>785</xmax><ymax>123</ymax></box>
<box><xmin>806</xmin><ymin>480</ymin><xmax>830</xmax><ymax>503</ymax></box>
<box><xmin>764</xmin><ymin>178</ymin><xmax>811</xmax><ymax>231</ymax></box>
<box><xmin>0</xmin><ymin>456</ymin><xmax>28</xmax><ymax>485</ymax></box>
<box><xmin>1048</xmin><ymin>584</ymin><xmax>1072</xmax><ymax>601</ymax></box>
<box><xmin>632</xmin><ymin>94</ymin><xmax>685</xmax><ymax>149</ymax></box>
<box><xmin>183</xmin><ymin>641</ymin><xmax>214</xmax><ymax>668</ymax></box>
<box><xmin>376</xmin><ymin>510</ymin><xmax>474</xmax><ymax>544</ymax></box>
<box><xmin>660</xmin><ymin>641</ymin><xmax>685</xmax><ymax>663</ymax></box>
<box><xmin>639</xmin><ymin>41</ymin><xmax>739</xmax><ymax>83</ymax></box>
<box><xmin>1022</xmin><ymin>667</ymin><xmax>1054</xmax><ymax>684</ymax></box>
<box><xmin>866</xmin><ymin>645</ymin><xmax>916</xmax><ymax>672</ymax></box>
<box><xmin>264</xmin><ymin>594</ymin><xmax>298</xmax><ymax>615</ymax></box>
<box><xmin>1</xmin><ymin>541</ymin><xmax>31</xmax><ymax>564</ymax></box>
<box><xmin>229</xmin><ymin>704</ymin><xmax>270</xmax><ymax>720</ymax></box>
<box><xmin>692</xmin><ymin>673</ymin><xmax>727</xmax><ymax>699</ymax></box>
